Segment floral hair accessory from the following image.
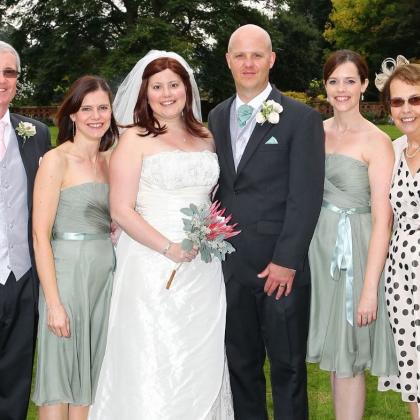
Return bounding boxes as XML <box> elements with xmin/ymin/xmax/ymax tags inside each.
<box><xmin>375</xmin><ymin>55</ymin><xmax>410</xmax><ymax>92</ymax></box>
<box><xmin>256</xmin><ymin>100</ymin><xmax>283</xmax><ymax>125</ymax></box>
<box><xmin>16</xmin><ymin>121</ymin><xmax>36</xmax><ymax>144</ymax></box>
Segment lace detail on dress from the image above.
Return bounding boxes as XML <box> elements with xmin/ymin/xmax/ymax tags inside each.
<box><xmin>208</xmin><ymin>356</ymin><xmax>234</xmax><ymax>420</ymax></box>
<box><xmin>141</xmin><ymin>150</ymin><xmax>219</xmax><ymax>191</ymax></box>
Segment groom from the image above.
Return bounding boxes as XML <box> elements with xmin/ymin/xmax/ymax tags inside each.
<box><xmin>208</xmin><ymin>25</ymin><xmax>324</xmax><ymax>419</ymax></box>
<box><xmin>0</xmin><ymin>41</ymin><xmax>51</xmax><ymax>420</ymax></box>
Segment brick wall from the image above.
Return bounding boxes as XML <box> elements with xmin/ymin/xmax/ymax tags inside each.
<box><xmin>12</xmin><ymin>102</ymin><xmax>388</xmax><ymax>122</ymax></box>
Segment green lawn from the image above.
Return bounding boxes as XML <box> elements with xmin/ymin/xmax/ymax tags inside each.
<box><xmin>27</xmin><ymin>124</ymin><xmax>406</xmax><ymax>419</ymax></box>
<box><xmin>49</xmin><ymin>126</ymin><xmax>58</xmax><ymax>146</ymax></box>
<box><xmin>378</xmin><ymin>124</ymin><xmax>402</xmax><ymax>140</ymax></box>
<box><xmin>27</xmin><ymin>362</ymin><xmax>409</xmax><ymax>420</ymax></box>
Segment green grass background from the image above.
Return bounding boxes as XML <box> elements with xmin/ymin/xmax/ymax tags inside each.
<box><xmin>27</xmin><ymin>124</ymin><xmax>407</xmax><ymax>419</ymax></box>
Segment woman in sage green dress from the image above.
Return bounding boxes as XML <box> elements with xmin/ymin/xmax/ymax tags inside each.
<box><xmin>32</xmin><ymin>76</ymin><xmax>118</xmax><ymax>420</ymax></box>
<box><xmin>306</xmin><ymin>50</ymin><xmax>397</xmax><ymax>420</ymax></box>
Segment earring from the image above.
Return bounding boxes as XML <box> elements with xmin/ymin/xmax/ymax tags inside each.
<box><xmin>72</xmin><ymin>121</ymin><xmax>76</xmax><ymax>138</ymax></box>
<box><xmin>361</xmin><ymin>93</ymin><xmax>364</xmax><ymax>101</ymax></box>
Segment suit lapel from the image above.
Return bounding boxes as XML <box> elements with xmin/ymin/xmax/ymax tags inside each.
<box><xmin>236</xmin><ymin>88</ymin><xmax>283</xmax><ymax>176</ymax></box>
<box><xmin>10</xmin><ymin>114</ymin><xmax>36</xmax><ymax>208</ymax></box>
<box><xmin>217</xmin><ymin>96</ymin><xmax>236</xmax><ymax>180</ymax></box>
<box><xmin>10</xmin><ymin>114</ymin><xmax>30</xmax><ymax>173</ymax></box>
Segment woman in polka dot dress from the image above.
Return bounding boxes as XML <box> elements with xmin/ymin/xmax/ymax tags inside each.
<box><xmin>377</xmin><ymin>60</ymin><xmax>420</xmax><ymax>419</ymax></box>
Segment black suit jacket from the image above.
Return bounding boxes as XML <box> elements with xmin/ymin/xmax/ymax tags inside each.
<box><xmin>10</xmin><ymin>113</ymin><xmax>51</xmax><ymax>284</ymax></box>
<box><xmin>208</xmin><ymin>87</ymin><xmax>325</xmax><ymax>288</ymax></box>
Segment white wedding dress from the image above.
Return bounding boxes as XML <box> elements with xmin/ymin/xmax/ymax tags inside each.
<box><xmin>89</xmin><ymin>150</ymin><xmax>234</xmax><ymax>420</ymax></box>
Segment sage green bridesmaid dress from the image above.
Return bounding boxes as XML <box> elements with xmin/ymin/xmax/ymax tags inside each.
<box><xmin>33</xmin><ymin>183</ymin><xmax>114</xmax><ymax>405</ymax></box>
<box><xmin>306</xmin><ymin>154</ymin><xmax>397</xmax><ymax>377</ymax></box>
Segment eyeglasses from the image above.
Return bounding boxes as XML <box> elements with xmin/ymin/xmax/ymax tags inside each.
<box><xmin>389</xmin><ymin>95</ymin><xmax>420</xmax><ymax>107</ymax></box>
<box><xmin>0</xmin><ymin>69</ymin><xmax>20</xmax><ymax>78</ymax></box>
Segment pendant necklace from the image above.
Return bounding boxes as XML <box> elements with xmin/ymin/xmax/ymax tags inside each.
<box><xmin>406</xmin><ymin>141</ymin><xmax>420</xmax><ymax>158</ymax></box>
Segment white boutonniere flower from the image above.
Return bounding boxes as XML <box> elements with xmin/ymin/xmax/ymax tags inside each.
<box><xmin>16</xmin><ymin>121</ymin><xmax>37</xmax><ymax>145</ymax></box>
<box><xmin>256</xmin><ymin>100</ymin><xmax>283</xmax><ymax>125</ymax></box>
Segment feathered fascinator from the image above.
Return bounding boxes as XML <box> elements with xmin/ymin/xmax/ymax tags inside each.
<box><xmin>375</xmin><ymin>55</ymin><xmax>410</xmax><ymax>91</ymax></box>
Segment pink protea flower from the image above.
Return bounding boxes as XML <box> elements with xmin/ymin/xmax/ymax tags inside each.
<box><xmin>207</xmin><ymin>201</ymin><xmax>240</xmax><ymax>240</ymax></box>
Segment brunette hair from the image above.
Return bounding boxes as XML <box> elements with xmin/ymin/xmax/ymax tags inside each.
<box><xmin>323</xmin><ymin>50</ymin><xmax>369</xmax><ymax>83</ymax></box>
<box><xmin>56</xmin><ymin>75</ymin><xmax>118</xmax><ymax>151</ymax></box>
<box><xmin>381</xmin><ymin>63</ymin><xmax>420</xmax><ymax>113</ymax></box>
<box><xmin>132</xmin><ymin>57</ymin><xmax>209</xmax><ymax>138</ymax></box>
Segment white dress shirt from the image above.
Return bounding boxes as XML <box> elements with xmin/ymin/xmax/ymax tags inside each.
<box><xmin>0</xmin><ymin>110</ymin><xmax>12</xmax><ymax>149</ymax></box>
<box><xmin>231</xmin><ymin>83</ymin><xmax>272</xmax><ymax>169</ymax></box>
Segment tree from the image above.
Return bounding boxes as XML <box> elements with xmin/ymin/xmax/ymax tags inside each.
<box><xmin>4</xmin><ymin>0</ymin><xmax>268</xmax><ymax>105</ymax></box>
<box><xmin>285</xmin><ymin>0</ymin><xmax>333</xmax><ymax>32</ymax></box>
<box><xmin>3</xmin><ymin>0</ymin><xmax>328</xmax><ymax>106</ymax></box>
<box><xmin>270</xmin><ymin>11</ymin><xmax>323</xmax><ymax>91</ymax></box>
<box><xmin>324</xmin><ymin>0</ymin><xmax>420</xmax><ymax>99</ymax></box>
<box><xmin>325</xmin><ymin>0</ymin><xmax>420</xmax><ymax>66</ymax></box>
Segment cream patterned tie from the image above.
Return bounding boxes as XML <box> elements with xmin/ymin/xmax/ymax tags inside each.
<box><xmin>0</xmin><ymin>120</ymin><xmax>6</xmax><ymax>160</ymax></box>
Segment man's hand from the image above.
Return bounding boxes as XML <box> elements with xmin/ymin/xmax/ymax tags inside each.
<box><xmin>258</xmin><ymin>262</ymin><xmax>296</xmax><ymax>299</ymax></box>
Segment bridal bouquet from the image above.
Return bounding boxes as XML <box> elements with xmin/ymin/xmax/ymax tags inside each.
<box><xmin>166</xmin><ymin>201</ymin><xmax>240</xmax><ymax>289</ymax></box>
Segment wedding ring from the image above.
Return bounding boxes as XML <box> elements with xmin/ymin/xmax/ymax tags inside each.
<box><xmin>279</xmin><ymin>284</ymin><xmax>286</xmax><ymax>288</ymax></box>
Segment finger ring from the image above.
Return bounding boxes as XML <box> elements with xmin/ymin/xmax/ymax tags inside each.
<box><xmin>279</xmin><ymin>284</ymin><xmax>286</xmax><ymax>288</ymax></box>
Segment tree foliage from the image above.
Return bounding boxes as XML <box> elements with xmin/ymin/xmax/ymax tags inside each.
<box><xmin>325</xmin><ymin>0</ymin><xmax>420</xmax><ymax>66</ymax></box>
<box><xmin>1</xmin><ymin>0</ymin><xmax>326</xmax><ymax>106</ymax></box>
<box><xmin>283</xmin><ymin>0</ymin><xmax>332</xmax><ymax>31</ymax></box>
<box><xmin>270</xmin><ymin>11</ymin><xmax>323</xmax><ymax>91</ymax></box>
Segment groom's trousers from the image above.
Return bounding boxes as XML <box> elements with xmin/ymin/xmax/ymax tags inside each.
<box><xmin>0</xmin><ymin>270</ymin><xmax>37</xmax><ymax>420</ymax></box>
<box><xmin>225</xmin><ymin>277</ymin><xmax>310</xmax><ymax>420</ymax></box>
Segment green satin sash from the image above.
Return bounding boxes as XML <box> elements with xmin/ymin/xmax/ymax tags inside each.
<box><xmin>52</xmin><ymin>232</ymin><xmax>110</xmax><ymax>241</ymax></box>
<box><xmin>322</xmin><ymin>200</ymin><xmax>371</xmax><ymax>326</ymax></box>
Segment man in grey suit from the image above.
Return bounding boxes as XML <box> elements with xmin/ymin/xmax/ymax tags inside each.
<box><xmin>0</xmin><ymin>41</ymin><xmax>51</xmax><ymax>420</ymax></box>
<box><xmin>208</xmin><ymin>25</ymin><xmax>325</xmax><ymax>419</ymax></box>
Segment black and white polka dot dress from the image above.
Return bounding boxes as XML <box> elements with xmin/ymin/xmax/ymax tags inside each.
<box><xmin>379</xmin><ymin>152</ymin><xmax>420</xmax><ymax>409</ymax></box>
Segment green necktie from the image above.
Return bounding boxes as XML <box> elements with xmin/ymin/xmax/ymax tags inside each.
<box><xmin>237</xmin><ymin>104</ymin><xmax>254</xmax><ymax>128</ymax></box>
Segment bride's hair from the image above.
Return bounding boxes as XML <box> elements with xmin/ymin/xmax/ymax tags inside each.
<box><xmin>131</xmin><ymin>57</ymin><xmax>209</xmax><ymax>139</ymax></box>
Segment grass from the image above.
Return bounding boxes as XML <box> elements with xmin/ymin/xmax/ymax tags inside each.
<box><xmin>49</xmin><ymin>126</ymin><xmax>58</xmax><ymax>146</ymax></box>
<box><xmin>26</xmin><ymin>124</ymin><xmax>407</xmax><ymax>419</ymax></box>
<box><xmin>27</xmin><ymin>363</ymin><xmax>410</xmax><ymax>419</ymax></box>
<box><xmin>377</xmin><ymin>124</ymin><xmax>402</xmax><ymax>140</ymax></box>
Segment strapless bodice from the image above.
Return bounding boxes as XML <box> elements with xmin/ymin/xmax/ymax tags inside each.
<box><xmin>324</xmin><ymin>154</ymin><xmax>370</xmax><ymax>208</ymax></box>
<box><xmin>53</xmin><ymin>183</ymin><xmax>110</xmax><ymax>235</ymax></box>
<box><xmin>135</xmin><ymin>150</ymin><xmax>220</xmax><ymax>240</ymax></box>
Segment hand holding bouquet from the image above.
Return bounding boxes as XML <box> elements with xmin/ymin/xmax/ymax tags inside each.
<box><xmin>166</xmin><ymin>201</ymin><xmax>240</xmax><ymax>289</ymax></box>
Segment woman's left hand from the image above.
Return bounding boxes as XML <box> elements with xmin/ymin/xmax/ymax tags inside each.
<box><xmin>110</xmin><ymin>221</ymin><xmax>122</xmax><ymax>245</ymax></box>
<box><xmin>357</xmin><ymin>290</ymin><xmax>378</xmax><ymax>327</ymax></box>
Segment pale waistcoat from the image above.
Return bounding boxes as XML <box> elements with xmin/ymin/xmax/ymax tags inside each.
<box><xmin>0</xmin><ymin>128</ymin><xmax>31</xmax><ymax>285</ymax></box>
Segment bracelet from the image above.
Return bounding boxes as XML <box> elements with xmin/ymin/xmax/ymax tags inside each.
<box><xmin>162</xmin><ymin>241</ymin><xmax>173</xmax><ymax>256</ymax></box>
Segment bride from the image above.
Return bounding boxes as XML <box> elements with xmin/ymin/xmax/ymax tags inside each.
<box><xmin>89</xmin><ymin>51</ymin><xmax>234</xmax><ymax>419</ymax></box>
